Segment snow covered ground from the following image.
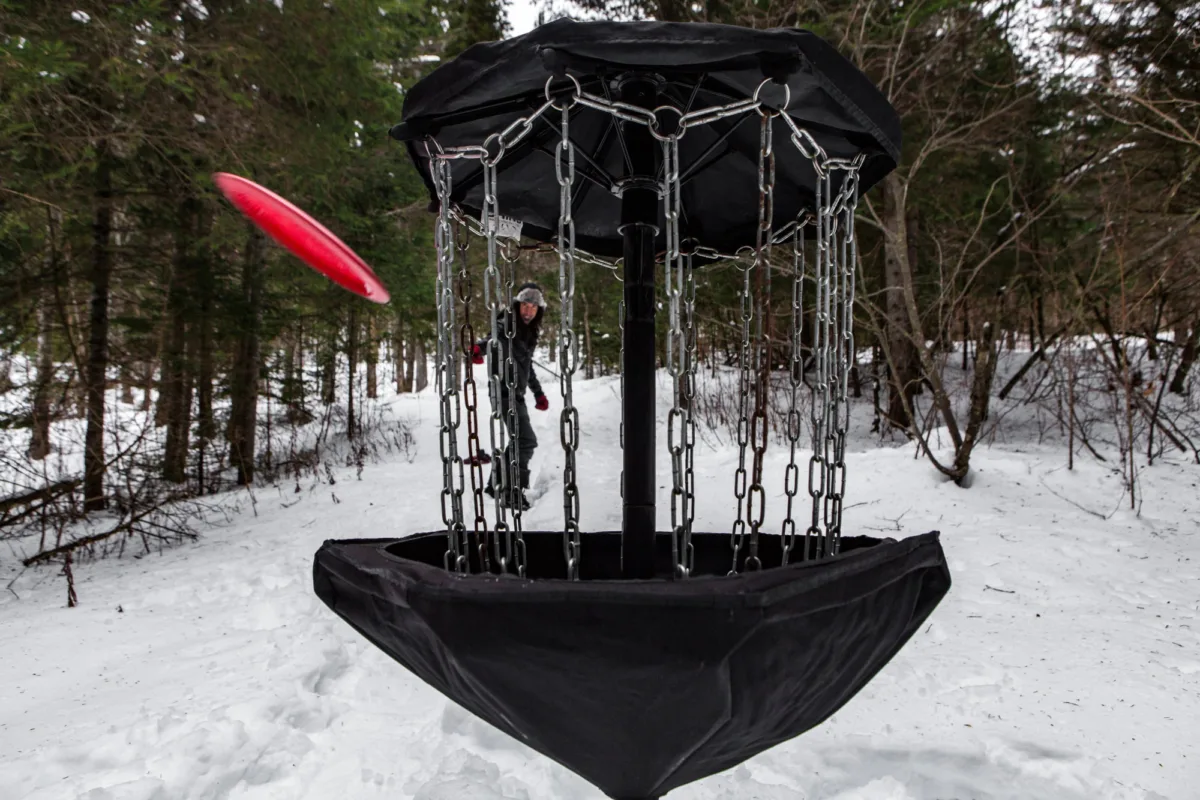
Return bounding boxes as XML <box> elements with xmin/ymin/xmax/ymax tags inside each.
<box><xmin>1</xmin><ymin>357</ymin><xmax>1197</xmax><ymax>800</ymax></box>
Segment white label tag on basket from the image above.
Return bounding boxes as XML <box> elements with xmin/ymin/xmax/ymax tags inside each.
<box><xmin>487</xmin><ymin>214</ymin><xmax>523</xmax><ymax>240</ymax></box>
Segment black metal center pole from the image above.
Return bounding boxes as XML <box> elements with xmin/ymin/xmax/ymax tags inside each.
<box><xmin>619</xmin><ymin>75</ymin><xmax>659</xmax><ymax>580</ymax></box>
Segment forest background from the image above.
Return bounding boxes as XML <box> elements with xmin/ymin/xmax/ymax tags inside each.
<box><xmin>1</xmin><ymin>0</ymin><xmax>1196</xmax><ymax>594</ymax></box>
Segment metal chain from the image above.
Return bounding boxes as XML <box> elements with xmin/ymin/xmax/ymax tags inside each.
<box><xmin>556</xmin><ymin>102</ymin><xmax>582</xmax><ymax>580</ymax></box>
<box><xmin>432</xmin><ymin>159</ymin><xmax>468</xmax><ymax>573</ymax></box>
<box><xmin>746</xmin><ymin>110</ymin><xmax>775</xmax><ymax>572</ymax></box>
<box><xmin>842</xmin><ymin>166</ymin><xmax>863</xmax><ymax>549</ymax></box>
<box><xmin>783</xmin><ymin>124</ymin><xmax>857</xmax><ymax>561</ymax></box>
<box><xmin>480</xmin><ymin>150</ymin><xmax>517</xmax><ymax>574</ymax></box>
<box><xmin>728</xmin><ymin>143</ymin><xmax>759</xmax><ymax>574</ymax></box>
<box><xmin>429</xmin><ymin>96</ymin><xmax>556</xmax><ymax>167</ymax></box>
<box><xmin>419</xmin><ymin>94</ymin><xmax>866</xmax><ymax>574</ymax></box>
<box><xmin>781</xmin><ymin>218</ymin><xmax>808</xmax><ymax>565</ymax></box>
<box><xmin>821</xmin><ymin>166</ymin><xmax>841</xmax><ymax>560</ymax></box>
<box><xmin>682</xmin><ymin>250</ymin><xmax>697</xmax><ymax>576</ymax></box>
<box><xmin>663</xmin><ymin>132</ymin><xmax>688</xmax><ymax>576</ymax></box>
<box><xmin>781</xmin><ymin>115</ymin><xmax>831</xmax><ymax>174</ymax></box>
<box><xmin>572</xmin><ymin>81</ymin><xmax>772</xmax><ymax>141</ymax></box>
<box><xmin>499</xmin><ymin>238</ymin><xmax>526</xmax><ymax>573</ymax></box>
<box><xmin>807</xmin><ymin>158</ymin><xmax>830</xmax><ymax>559</ymax></box>
<box><xmin>457</xmin><ymin>223</ymin><xmax>491</xmax><ymax>573</ymax></box>
<box><xmin>825</xmin><ymin>164</ymin><xmax>862</xmax><ymax>556</ymax></box>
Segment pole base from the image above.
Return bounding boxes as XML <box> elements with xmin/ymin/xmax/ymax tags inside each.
<box><xmin>621</xmin><ymin>503</ymin><xmax>656</xmax><ymax>579</ymax></box>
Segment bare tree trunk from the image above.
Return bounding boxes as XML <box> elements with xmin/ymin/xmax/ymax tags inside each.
<box><xmin>119</xmin><ymin>368</ymin><xmax>134</xmax><ymax>404</ymax></box>
<box><xmin>849</xmin><ymin>340</ymin><xmax>862</xmax><ymax>398</ymax></box>
<box><xmin>952</xmin><ymin>321</ymin><xmax>999</xmax><ymax>479</ymax></box>
<box><xmin>707</xmin><ymin>323</ymin><xmax>715</xmax><ymax>372</ymax></box>
<box><xmin>320</xmin><ymin>343</ymin><xmax>336</xmax><ymax>406</ymax></box>
<box><xmin>142</xmin><ymin>294</ymin><xmax>164</xmax><ymax>414</ymax></box>
<box><xmin>1170</xmin><ymin>322</ymin><xmax>1198</xmax><ymax>394</ymax></box>
<box><xmin>84</xmin><ymin>145</ymin><xmax>113</xmax><ymax>512</ymax></box>
<box><xmin>1145</xmin><ymin>293</ymin><xmax>1165</xmax><ymax>361</ymax></box>
<box><xmin>283</xmin><ymin>335</ymin><xmax>296</xmax><ymax>404</ymax></box>
<box><xmin>347</xmin><ymin>304</ymin><xmax>358</xmax><ymax>439</ymax></box>
<box><xmin>197</xmin><ymin>305</ymin><xmax>214</xmax><ymax>445</ymax></box>
<box><xmin>583</xmin><ymin>295</ymin><xmax>594</xmax><ymax>380</ymax></box>
<box><xmin>1034</xmin><ymin>290</ymin><xmax>1046</xmax><ymax>349</ymax></box>
<box><xmin>30</xmin><ymin>208</ymin><xmax>60</xmax><ymax>461</ymax></box>
<box><xmin>281</xmin><ymin>323</ymin><xmax>308</xmax><ymax>424</ymax></box>
<box><xmin>162</xmin><ymin>196</ymin><xmax>198</xmax><ymax>485</ymax></box>
<box><xmin>393</xmin><ymin>321</ymin><xmax>404</xmax><ymax>393</ymax></box>
<box><xmin>366</xmin><ymin>315</ymin><xmax>378</xmax><ymax>399</ymax></box>
<box><xmin>414</xmin><ymin>338</ymin><xmax>428</xmax><ymax>392</ymax></box>
<box><xmin>153</xmin><ymin>320</ymin><xmax>170</xmax><ymax>427</ymax></box>
<box><xmin>1066</xmin><ymin>337</ymin><xmax>1076</xmax><ymax>471</ymax></box>
<box><xmin>195</xmin><ymin>207</ymin><xmax>215</xmax><ymax>492</ymax></box>
<box><xmin>179</xmin><ymin>335</ymin><xmax>197</xmax><ymax>484</ymax></box>
<box><xmin>886</xmin><ymin>174</ymin><xmax>969</xmax><ymax>479</ymax></box>
<box><xmin>402</xmin><ymin>328</ymin><xmax>415</xmax><ymax>393</ymax></box>
<box><xmin>141</xmin><ymin>359</ymin><xmax>154</xmax><ymax>411</ymax></box>
<box><xmin>882</xmin><ymin>173</ymin><xmax>920</xmax><ymax>429</ymax></box>
<box><xmin>56</xmin><ymin>278</ymin><xmax>88</xmax><ymax>419</ymax></box>
<box><xmin>871</xmin><ymin>344</ymin><xmax>883</xmax><ymax>433</ymax></box>
<box><xmin>657</xmin><ymin>0</ymin><xmax>685</xmax><ymax>21</ymax></box>
<box><xmin>961</xmin><ymin>299</ymin><xmax>970</xmax><ymax>371</ymax></box>
<box><xmin>228</xmin><ymin>223</ymin><xmax>264</xmax><ymax>485</ymax></box>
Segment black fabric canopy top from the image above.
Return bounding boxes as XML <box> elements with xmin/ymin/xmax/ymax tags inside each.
<box><xmin>314</xmin><ymin>530</ymin><xmax>950</xmax><ymax>799</ymax></box>
<box><xmin>393</xmin><ymin>19</ymin><xmax>901</xmax><ymax>258</ymax></box>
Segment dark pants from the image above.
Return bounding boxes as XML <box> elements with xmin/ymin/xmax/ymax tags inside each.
<box><xmin>488</xmin><ymin>393</ymin><xmax>537</xmax><ymax>490</ymax></box>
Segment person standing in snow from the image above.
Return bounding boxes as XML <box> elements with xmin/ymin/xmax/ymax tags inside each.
<box><xmin>472</xmin><ymin>282</ymin><xmax>549</xmax><ymax>510</ymax></box>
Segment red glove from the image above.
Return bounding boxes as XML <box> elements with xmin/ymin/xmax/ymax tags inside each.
<box><xmin>534</xmin><ymin>393</ymin><xmax>549</xmax><ymax>411</ymax></box>
<box><xmin>471</xmin><ymin>344</ymin><xmax>484</xmax><ymax>365</ymax></box>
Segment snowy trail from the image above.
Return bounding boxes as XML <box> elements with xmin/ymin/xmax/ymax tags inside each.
<box><xmin>2</xmin><ymin>371</ymin><xmax>1197</xmax><ymax>800</ymax></box>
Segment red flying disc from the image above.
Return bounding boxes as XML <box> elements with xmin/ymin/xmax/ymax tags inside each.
<box><xmin>213</xmin><ymin>172</ymin><xmax>390</xmax><ymax>304</ymax></box>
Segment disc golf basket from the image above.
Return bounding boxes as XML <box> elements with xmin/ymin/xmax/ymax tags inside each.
<box><xmin>314</xmin><ymin>19</ymin><xmax>950</xmax><ymax>800</ymax></box>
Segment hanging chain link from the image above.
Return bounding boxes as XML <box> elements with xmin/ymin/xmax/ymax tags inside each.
<box><xmin>499</xmin><ymin>237</ymin><xmax>526</xmax><ymax>574</ymax></box>
<box><xmin>556</xmin><ymin>101</ymin><xmax>582</xmax><ymax>579</ymax></box>
<box><xmin>824</xmin><ymin>162</ymin><xmax>863</xmax><ymax>556</ymax></box>
<box><xmin>432</xmin><ymin>159</ymin><xmax>468</xmax><ymax>573</ymax></box>
<box><xmin>457</xmin><ymin>224</ymin><xmax>491</xmax><ymax>573</ymax></box>
<box><xmin>841</xmin><ymin>165</ymin><xmax>862</xmax><ymax>551</ymax></box>
<box><xmin>821</xmin><ymin>166</ymin><xmax>840</xmax><ymax>560</ymax></box>
<box><xmin>419</xmin><ymin>80</ymin><xmax>867</xmax><ymax>577</ymax></box>
<box><xmin>807</xmin><ymin>159</ymin><xmax>830</xmax><ymax>559</ymax></box>
<box><xmin>431</xmin><ymin>80</ymin><xmax>798</xmax><ymax>279</ymax></box>
<box><xmin>480</xmin><ymin>149</ymin><xmax>520</xmax><ymax>575</ymax></box>
<box><xmin>728</xmin><ymin>135</ymin><xmax>760</xmax><ymax>574</ymax></box>
<box><xmin>781</xmin><ymin>218</ymin><xmax>808</xmax><ymax>565</ymax></box>
<box><xmin>779</xmin><ymin>126</ymin><xmax>864</xmax><ymax>562</ymax></box>
<box><xmin>663</xmin><ymin>132</ymin><xmax>692</xmax><ymax>577</ymax></box>
<box><xmin>745</xmin><ymin>109</ymin><xmax>775</xmax><ymax>572</ymax></box>
<box><xmin>682</xmin><ymin>250</ymin><xmax>697</xmax><ymax>575</ymax></box>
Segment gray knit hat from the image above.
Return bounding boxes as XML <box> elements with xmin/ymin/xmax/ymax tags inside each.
<box><xmin>514</xmin><ymin>282</ymin><xmax>546</xmax><ymax>308</ymax></box>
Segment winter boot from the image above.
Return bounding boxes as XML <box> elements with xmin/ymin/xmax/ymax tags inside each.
<box><xmin>499</xmin><ymin>489</ymin><xmax>531</xmax><ymax>511</ymax></box>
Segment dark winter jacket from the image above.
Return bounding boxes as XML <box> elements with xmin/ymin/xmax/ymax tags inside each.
<box><xmin>478</xmin><ymin>304</ymin><xmax>544</xmax><ymax>401</ymax></box>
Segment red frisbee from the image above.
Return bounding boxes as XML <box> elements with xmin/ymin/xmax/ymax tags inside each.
<box><xmin>213</xmin><ymin>172</ymin><xmax>390</xmax><ymax>304</ymax></box>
